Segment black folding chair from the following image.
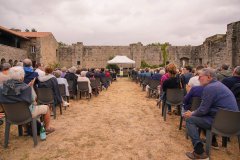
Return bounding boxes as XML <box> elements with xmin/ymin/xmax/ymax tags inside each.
<box><xmin>37</xmin><ymin>88</ymin><xmax>61</xmax><ymax>119</ymax></box>
<box><xmin>179</xmin><ymin>97</ymin><xmax>201</xmax><ymax>130</ymax></box>
<box><xmin>2</xmin><ymin>102</ymin><xmax>38</xmax><ymax>148</ymax></box>
<box><xmin>58</xmin><ymin>84</ymin><xmax>69</xmax><ymax>110</ymax></box>
<box><xmin>90</xmin><ymin>79</ymin><xmax>99</xmax><ymax>96</ymax></box>
<box><xmin>77</xmin><ymin>81</ymin><xmax>91</xmax><ymax>99</ymax></box>
<box><xmin>162</xmin><ymin>88</ymin><xmax>184</xmax><ymax>121</ymax></box>
<box><xmin>205</xmin><ymin>109</ymin><xmax>240</xmax><ymax>156</ymax></box>
<box><xmin>148</xmin><ymin>79</ymin><xmax>160</xmax><ymax>98</ymax></box>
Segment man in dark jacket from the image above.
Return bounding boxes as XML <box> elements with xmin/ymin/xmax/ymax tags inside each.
<box><xmin>184</xmin><ymin>68</ymin><xmax>238</xmax><ymax>159</ymax></box>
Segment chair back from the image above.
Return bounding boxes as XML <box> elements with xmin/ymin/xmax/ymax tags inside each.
<box><xmin>166</xmin><ymin>88</ymin><xmax>184</xmax><ymax>105</ymax></box>
<box><xmin>67</xmin><ymin>80</ymin><xmax>74</xmax><ymax>92</ymax></box>
<box><xmin>37</xmin><ymin>88</ymin><xmax>54</xmax><ymax>104</ymax></box>
<box><xmin>212</xmin><ymin>109</ymin><xmax>240</xmax><ymax>136</ymax></box>
<box><xmin>90</xmin><ymin>79</ymin><xmax>98</xmax><ymax>89</ymax></box>
<box><xmin>2</xmin><ymin>102</ymin><xmax>32</xmax><ymax>125</ymax></box>
<box><xmin>58</xmin><ymin>84</ymin><xmax>66</xmax><ymax>96</ymax></box>
<box><xmin>149</xmin><ymin>79</ymin><xmax>160</xmax><ymax>89</ymax></box>
<box><xmin>190</xmin><ymin>97</ymin><xmax>201</xmax><ymax>111</ymax></box>
<box><xmin>77</xmin><ymin>81</ymin><xmax>89</xmax><ymax>91</ymax></box>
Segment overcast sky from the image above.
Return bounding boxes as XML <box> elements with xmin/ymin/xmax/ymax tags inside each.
<box><xmin>0</xmin><ymin>0</ymin><xmax>240</xmax><ymax>46</ymax></box>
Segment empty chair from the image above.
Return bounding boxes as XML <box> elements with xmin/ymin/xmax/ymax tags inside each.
<box><xmin>162</xmin><ymin>88</ymin><xmax>184</xmax><ymax>121</ymax></box>
<box><xmin>77</xmin><ymin>81</ymin><xmax>91</xmax><ymax>99</ymax></box>
<box><xmin>2</xmin><ymin>102</ymin><xmax>38</xmax><ymax>148</ymax></box>
<box><xmin>37</xmin><ymin>88</ymin><xmax>61</xmax><ymax>119</ymax></box>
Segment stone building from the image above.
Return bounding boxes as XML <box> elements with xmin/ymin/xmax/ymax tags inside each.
<box><xmin>0</xmin><ymin>26</ymin><xmax>58</xmax><ymax>67</ymax></box>
<box><xmin>58</xmin><ymin>21</ymin><xmax>240</xmax><ymax>69</ymax></box>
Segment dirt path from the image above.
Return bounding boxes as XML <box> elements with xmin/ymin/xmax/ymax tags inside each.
<box><xmin>0</xmin><ymin>78</ymin><xmax>239</xmax><ymax>160</ymax></box>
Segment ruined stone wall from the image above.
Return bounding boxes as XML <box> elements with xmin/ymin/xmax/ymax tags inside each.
<box><xmin>0</xmin><ymin>44</ymin><xmax>27</xmax><ymax>64</ymax></box>
<box><xmin>142</xmin><ymin>45</ymin><xmax>161</xmax><ymax>66</ymax></box>
<box><xmin>227</xmin><ymin>21</ymin><xmax>240</xmax><ymax>67</ymax></box>
<box><xmin>57</xmin><ymin>21</ymin><xmax>240</xmax><ymax>69</ymax></box>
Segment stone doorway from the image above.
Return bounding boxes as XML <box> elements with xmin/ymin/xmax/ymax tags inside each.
<box><xmin>180</xmin><ymin>57</ymin><xmax>189</xmax><ymax>67</ymax></box>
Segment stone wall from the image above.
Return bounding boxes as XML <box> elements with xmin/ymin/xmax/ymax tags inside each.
<box><xmin>57</xmin><ymin>21</ymin><xmax>240</xmax><ymax>69</ymax></box>
<box><xmin>0</xmin><ymin>44</ymin><xmax>27</xmax><ymax>64</ymax></box>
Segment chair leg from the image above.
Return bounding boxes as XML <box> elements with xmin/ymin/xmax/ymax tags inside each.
<box><xmin>238</xmin><ymin>135</ymin><xmax>240</xmax><ymax>151</ymax></box>
<box><xmin>161</xmin><ymin>101</ymin><xmax>165</xmax><ymax>116</ymax></box>
<box><xmin>222</xmin><ymin>136</ymin><xmax>228</xmax><ymax>148</ymax></box>
<box><xmin>53</xmin><ymin>104</ymin><xmax>56</xmax><ymax>119</ymax></box>
<box><xmin>18</xmin><ymin>125</ymin><xmax>23</xmax><ymax>136</ymax></box>
<box><xmin>163</xmin><ymin>103</ymin><xmax>167</xmax><ymax>121</ymax></box>
<box><xmin>206</xmin><ymin>130</ymin><xmax>212</xmax><ymax>156</ymax></box>
<box><xmin>31</xmin><ymin>119</ymin><xmax>38</xmax><ymax>147</ymax></box>
<box><xmin>179</xmin><ymin>116</ymin><xmax>183</xmax><ymax>130</ymax></box>
<box><xmin>59</xmin><ymin>104</ymin><xmax>63</xmax><ymax>115</ymax></box>
<box><xmin>4</xmin><ymin>121</ymin><xmax>11</xmax><ymax>148</ymax></box>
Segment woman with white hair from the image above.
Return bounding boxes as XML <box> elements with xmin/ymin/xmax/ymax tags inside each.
<box><xmin>77</xmin><ymin>71</ymin><xmax>92</xmax><ymax>94</ymax></box>
<box><xmin>0</xmin><ymin>66</ymin><xmax>55</xmax><ymax>134</ymax></box>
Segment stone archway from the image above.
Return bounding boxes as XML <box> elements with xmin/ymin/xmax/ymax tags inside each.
<box><xmin>180</xmin><ymin>57</ymin><xmax>189</xmax><ymax>67</ymax></box>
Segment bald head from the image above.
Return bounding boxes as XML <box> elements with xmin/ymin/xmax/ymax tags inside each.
<box><xmin>234</xmin><ymin>66</ymin><xmax>240</xmax><ymax>76</ymax></box>
<box><xmin>23</xmin><ymin>58</ymin><xmax>32</xmax><ymax>67</ymax></box>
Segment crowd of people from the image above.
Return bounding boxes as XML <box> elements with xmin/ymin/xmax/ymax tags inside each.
<box><xmin>130</xmin><ymin>63</ymin><xmax>240</xmax><ymax>159</ymax></box>
<box><xmin>0</xmin><ymin>59</ymin><xmax>116</xmax><ymax>138</ymax></box>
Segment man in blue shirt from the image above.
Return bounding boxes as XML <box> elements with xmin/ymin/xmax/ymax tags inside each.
<box><xmin>184</xmin><ymin>68</ymin><xmax>238</xmax><ymax>159</ymax></box>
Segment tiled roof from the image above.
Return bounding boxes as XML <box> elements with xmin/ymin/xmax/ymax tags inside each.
<box><xmin>0</xmin><ymin>25</ymin><xmax>29</xmax><ymax>40</ymax></box>
<box><xmin>17</xmin><ymin>32</ymin><xmax>52</xmax><ymax>38</ymax></box>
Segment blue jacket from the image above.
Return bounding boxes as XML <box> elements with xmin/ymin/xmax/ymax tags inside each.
<box><xmin>183</xmin><ymin>86</ymin><xmax>204</xmax><ymax>110</ymax></box>
<box><xmin>152</xmin><ymin>73</ymin><xmax>162</xmax><ymax>81</ymax></box>
<box><xmin>24</xmin><ymin>67</ymin><xmax>39</xmax><ymax>84</ymax></box>
<box><xmin>192</xmin><ymin>80</ymin><xmax>238</xmax><ymax>125</ymax></box>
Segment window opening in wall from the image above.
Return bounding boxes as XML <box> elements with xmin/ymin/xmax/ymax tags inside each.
<box><xmin>1</xmin><ymin>58</ymin><xmax>6</xmax><ymax>64</ymax></box>
<box><xmin>8</xmin><ymin>59</ymin><xmax>13</xmax><ymax>66</ymax></box>
<box><xmin>31</xmin><ymin>46</ymin><xmax>36</xmax><ymax>53</ymax></box>
<box><xmin>77</xmin><ymin>61</ymin><xmax>80</xmax><ymax>65</ymax></box>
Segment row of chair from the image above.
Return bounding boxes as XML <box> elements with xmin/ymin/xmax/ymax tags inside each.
<box><xmin>129</xmin><ymin>75</ymin><xmax>240</xmax><ymax>158</ymax></box>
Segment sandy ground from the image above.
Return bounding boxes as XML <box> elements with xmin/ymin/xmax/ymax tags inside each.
<box><xmin>0</xmin><ymin>78</ymin><xmax>239</xmax><ymax>160</ymax></box>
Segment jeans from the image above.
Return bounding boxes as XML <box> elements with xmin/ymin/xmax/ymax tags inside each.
<box><xmin>186</xmin><ymin>116</ymin><xmax>211</xmax><ymax>148</ymax></box>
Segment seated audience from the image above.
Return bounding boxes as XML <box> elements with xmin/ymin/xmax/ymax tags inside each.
<box><xmin>0</xmin><ymin>66</ymin><xmax>55</xmax><ymax>134</ymax></box>
<box><xmin>184</xmin><ymin>68</ymin><xmax>238</xmax><ymax>159</ymax></box>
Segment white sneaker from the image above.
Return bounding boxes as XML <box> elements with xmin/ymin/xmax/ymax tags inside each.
<box><xmin>63</xmin><ymin>101</ymin><xmax>70</xmax><ymax>106</ymax></box>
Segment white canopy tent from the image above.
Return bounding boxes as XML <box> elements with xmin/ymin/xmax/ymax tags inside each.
<box><xmin>107</xmin><ymin>55</ymin><xmax>135</xmax><ymax>64</ymax></box>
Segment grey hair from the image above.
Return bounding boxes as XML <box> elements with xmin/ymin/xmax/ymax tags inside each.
<box><xmin>8</xmin><ymin>66</ymin><xmax>25</xmax><ymax>81</ymax></box>
<box><xmin>68</xmin><ymin>66</ymin><xmax>77</xmax><ymax>73</ymax></box>
<box><xmin>54</xmin><ymin>70</ymin><xmax>62</xmax><ymax>78</ymax></box>
<box><xmin>200</xmin><ymin>68</ymin><xmax>217</xmax><ymax>80</ymax></box>
<box><xmin>234</xmin><ymin>66</ymin><xmax>240</xmax><ymax>76</ymax></box>
<box><xmin>23</xmin><ymin>58</ymin><xmax>32</xmax><ymax>67</ymax></box>
<box><xmin>160</xmin><ymin>69</ymin><xmax>165</xmax><ymax>75</ymax></box>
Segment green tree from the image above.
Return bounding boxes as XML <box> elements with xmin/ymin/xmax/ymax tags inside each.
<box><xmin>161</xmin><ymin>43</ymin><xmax>169</xmax><ymax>67</ymax></box>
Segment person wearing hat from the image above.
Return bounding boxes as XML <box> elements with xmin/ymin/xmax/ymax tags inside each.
<box><xmin>0</xmin><ymin>62</ymin><xmax>11</xmax><ymax>85</ymax></box>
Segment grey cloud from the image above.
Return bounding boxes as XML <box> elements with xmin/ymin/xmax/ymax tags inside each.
<box><xmin>0</xmin><ymin>0</ymin><xmax>240</xmax><ymax>46</ymax></box>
